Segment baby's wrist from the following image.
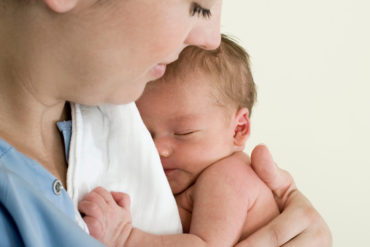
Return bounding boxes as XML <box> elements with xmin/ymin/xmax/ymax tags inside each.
<box><xmin>124</xmin><ymin>227</ymin><xmax>141</xmax><ymax>247</ymax></box>
<box><xmin>125</xmin><ymin>227</ymin><xmax>162</xmax><ymax>247</ymax></box>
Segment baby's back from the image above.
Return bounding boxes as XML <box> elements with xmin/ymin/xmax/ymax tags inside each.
<box><xmin>176</xmin><ymin>152</ymin><xmax>279</xmax><ymax>245</ymax></box>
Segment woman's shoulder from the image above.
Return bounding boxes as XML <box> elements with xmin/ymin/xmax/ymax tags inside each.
<box><xmin>0</xmin><ymin>138</ymin><xmax>104</xmax><ymax>246</ymax></box>
<box><xmin>0</xmin><ymin>138</ymin><xmax>13</xmax><ymax>160</ymax></box>
<box><xmin>0</xmin><ymin>138</ymin><xmax>76</xmax><ymax>220</ymax></box>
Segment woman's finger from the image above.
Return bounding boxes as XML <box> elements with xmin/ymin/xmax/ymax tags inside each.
<box><xmin>251</xmin><ymin>144</ymin><xmax>296</xmax><ymax>209</ymax></box>
<box><xmin>282</xmin><ymin>232</ymin><xmax>318</xmax><ymax>247</ymax></box>
<box><xmin>282</xmin><ymin>218</ymin><xmax>332</xmax><ymax>247</ymax></box>
<box><xmin>241</xmin><ymin>191</ymin><xmax>311</xmax><ymax>247</ymax></box>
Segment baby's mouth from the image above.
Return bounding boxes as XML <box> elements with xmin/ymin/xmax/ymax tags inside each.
<box><xmin>164</xmin><ymin>168</ymin><xmax>176</xmax><ymax>176</ymax></box>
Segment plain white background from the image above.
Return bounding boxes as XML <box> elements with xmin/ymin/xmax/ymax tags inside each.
<box><xmin>221</xmin><ymin>0</ymin><xmax>370</xmax><ymax>246</ymax></box>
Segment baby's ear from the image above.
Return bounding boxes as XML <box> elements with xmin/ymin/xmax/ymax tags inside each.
<box><xmin>43</xmin><ymin>0</ymin><xmax>78</xmax><ymax>13</ymax></box>
<box><xmin>233</xmin><ymin>108</ymin><xmax>250</xmax><ymax>148</ymax></box>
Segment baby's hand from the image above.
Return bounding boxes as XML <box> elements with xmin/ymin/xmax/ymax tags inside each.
<box><xmin>78</xmin><ymin>187</ymin><xmax>133</xmax><ymax>247</ymax></box>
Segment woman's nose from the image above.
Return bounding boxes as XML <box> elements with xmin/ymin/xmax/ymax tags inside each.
<box><xmin>154</xmin><ymin>138</ymin><xmax>173</xmax><ymax>158</ymax></box>
<box><xmin>185</xmin><ymin>1</ymin><xmax>222</xmax><ymax>50</ymax></box>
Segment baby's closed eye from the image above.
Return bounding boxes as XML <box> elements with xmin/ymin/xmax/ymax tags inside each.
<box><xmin>174</xmin><ymin>130</ymin><xmax>199</xmax><ymax>136</ymax></box>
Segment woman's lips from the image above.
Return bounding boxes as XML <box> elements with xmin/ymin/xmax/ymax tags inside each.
<box><xmin>150</xmin><ymin>64</ymin><xmax>167</xmax><ymax>79</ymax></box>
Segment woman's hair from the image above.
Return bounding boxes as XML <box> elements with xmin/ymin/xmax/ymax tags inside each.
<box><xmin>161</xmin><ymin>34</ymin><xmax>257</xmax><ymax>116</ymax></box>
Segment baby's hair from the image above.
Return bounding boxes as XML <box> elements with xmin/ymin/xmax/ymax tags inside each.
<box><xmin>162</xmin><ymin>34</ymin><xmax>257</xmax><ymax>116</ymax></box>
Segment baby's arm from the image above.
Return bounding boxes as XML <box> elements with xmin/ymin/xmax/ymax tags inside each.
<box><xmin>130</xmin><ymin>152</ymin><xmax>256</xmax><ymax>247</ymax></box>
<box><xmin>185</xmin><ymin>151</ymin><xmax>254</xmax><ymax>246</ymax></box>
<box><xmin>79</xmin><ymin>187</ymin><xmax>214</xmax><ymax>247</ymax></box>
<box><xmin>187</xmin><ymin>151</ymin><xmax>280</xmax><ymax>246</ymax></box>
<box><xmin>79</xmin><ymin>152</ymin><xmax>275</xmax><ymax>247</ymax></box>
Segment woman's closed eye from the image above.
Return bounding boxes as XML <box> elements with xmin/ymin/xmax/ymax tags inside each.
<box><xmin>190</xmin><ymin>2</ymin><xmax>212</xmax><ymax>19</ymax></box>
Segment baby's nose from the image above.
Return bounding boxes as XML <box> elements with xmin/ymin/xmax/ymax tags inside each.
<box><xmin>154</xmin><ymin>139</ymin><xmax>172</xmax><ymax>158</ymax></box>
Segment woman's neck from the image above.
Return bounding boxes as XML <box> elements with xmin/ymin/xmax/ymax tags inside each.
<box><xmin>0</xmin><ymin>66</ymin><xmax>70</xmax><ymax>185</ymax></box>
<box><xmin>0</xmin><ymin>5</ymin><xmax>73</xmax><ymax>186</ymax></box>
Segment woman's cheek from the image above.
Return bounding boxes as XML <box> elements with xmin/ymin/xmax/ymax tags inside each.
<box><xmin>149</xmin><ymin>19</ymin><xmax>192</xmax><ymax>59</ymax></box>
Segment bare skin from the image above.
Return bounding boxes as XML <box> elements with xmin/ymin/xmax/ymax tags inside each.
<box><xmin>79</xmin><ymin>147</ymin><xmax>332</xmax><ymax>247</ymax></box>
<box><xmin>0</xmin><ymin>69</ymin><xmax>70</xmax><ymax>185</ymax></box>
<box><xmin>237</xmin><ymin>145</ymin><xmax>332</xmax><ymax>247</ymax></box>
<box><xmin>0</xmin><ymin>0</ymin><xmax>222</xmax><ymax>187</ymax></box>
<box><xmin>79</xmin><ymin>69</ymin><xmax>331</xmax><ymax>246</ymax></box>
<box><xmin>1</xmin><ymin>0</ymin><xmax>332</xmax><ymax>246</ymax></box>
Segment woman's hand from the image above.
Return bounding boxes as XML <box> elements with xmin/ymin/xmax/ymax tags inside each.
<box><xmin>238</xmin><ymin>145</ymin><xmax>332</xmax><ymax>247</ymax></box>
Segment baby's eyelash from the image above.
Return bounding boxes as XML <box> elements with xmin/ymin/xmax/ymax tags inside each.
<box><xmin>174</xmin><ymin>130</ymin><xmax>199</xmax><ymax>136</ymax></box>
<box><xmin>175</xmin><ymin>131</ymin><xmax>194</xmax><ymax>136</ymax></box>
<box><xmin>190</xmin><ymin>3</ymin><xmax>212</xmax><ymax>19</ymax></box>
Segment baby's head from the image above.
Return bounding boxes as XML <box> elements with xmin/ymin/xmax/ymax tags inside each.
<box><xmin>136</xmin><ymin>35</ymin><xmax>256</xmax><ymax>194</ymax></box>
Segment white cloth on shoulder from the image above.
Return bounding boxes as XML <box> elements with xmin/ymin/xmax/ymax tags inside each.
<box><xmin>67</xmin><ymin>103</ymin><xmax>182</xmax><ymax>234</ymax></box>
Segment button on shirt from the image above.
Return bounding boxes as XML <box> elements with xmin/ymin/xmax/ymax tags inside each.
<box><xmin>0</xmin><ymin>121</ymin><xmax>103</xmax><ymax>246</ymax></box>
<box><xmin>53</xmin><ymin>178</ymin><xmax>63</xmax><ymax>195</ymax></box>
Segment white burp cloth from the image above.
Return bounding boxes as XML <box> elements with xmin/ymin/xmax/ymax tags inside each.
<box><xmin>67</xmin><ymin>103</ymin><xmax>182</xmax><ymax>235</ymax></box>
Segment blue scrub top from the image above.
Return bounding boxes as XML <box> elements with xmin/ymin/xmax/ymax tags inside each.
<box><xmin>0</xmin><ymin>121</ymin><xmax>104</xmax><ymax>246</ymax></box>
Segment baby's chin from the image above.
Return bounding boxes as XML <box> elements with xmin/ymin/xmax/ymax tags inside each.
<box><xmin>168</xmin><ymin>181</ymin><xmax>189</xmax><ymax>196</ymax></box>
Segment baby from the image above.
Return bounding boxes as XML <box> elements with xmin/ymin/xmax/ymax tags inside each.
<box><xmin>79</xmin><ymin>35</ymin><xmax>279</xmax><ymax>247</ymax></box>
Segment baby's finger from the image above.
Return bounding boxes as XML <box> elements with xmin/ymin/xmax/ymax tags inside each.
<box><xmin>83</xmin><ymin>215</ymin><xmax>104</xmax><ymax>241</ymax></box>
<box><xmin>80</xmin><ymin>190</ymin><xmax>108</xmax><ymax>212</ymax></box>
<box><xmin>91</xmin><ymin>186</ymin><xmax>115</xmax><ymax>205</ymax></box>
<box><xmin>78</xmin><ymin>200</ymin><xmax>104</xmax><ymax>220</ymax></box>
<box><xmin>111</xmin><ymin>191</ymin><xmax>131</xmax><ymax>209</ymax></box>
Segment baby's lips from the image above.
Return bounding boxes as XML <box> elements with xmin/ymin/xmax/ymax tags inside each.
<box><xmin>164</xmin><ymin>168</ymin><xmax>176</xmax><ymax>176</ymax></box>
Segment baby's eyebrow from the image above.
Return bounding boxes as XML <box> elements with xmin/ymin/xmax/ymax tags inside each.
<box><xmin>170</xmin><ymin>113</ymin><xmax>199</xmax><ymax>122</ymax></box>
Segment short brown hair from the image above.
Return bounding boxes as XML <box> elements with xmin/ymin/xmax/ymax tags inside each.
<box><xmin>161</xmin><ymin>34</ymin><xmax>257</xmax><ymax>116</ymax></box>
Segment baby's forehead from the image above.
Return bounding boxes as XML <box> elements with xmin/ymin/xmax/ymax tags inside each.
<box><xmin>168</xmin><ymin>112</ymin><xmax>202</xmax><ymax>122</ymax></box>
<box><xmin>142</xmin><ymin>76</ymin><xmax>236</xmax><ymax>127</ymax></box>
<box><xmin>167</xmin><ymin>104</ymin><xmax>234</xmax><ymax>128</ymax></box>
<box><xmin>155</xmin><ymin>70</ymin><xmax>234</xmax><ymax>108</ymax></box>
<box><xmin>150</xmin><ymin>68</ymin><xmax>210</xmax><ymax>91</ymax></box>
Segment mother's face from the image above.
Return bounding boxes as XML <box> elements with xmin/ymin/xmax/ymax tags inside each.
<box><xmin>50</xmin><ymin>0</ymin><xmax>222</xmax><ymax>105</ymax></box>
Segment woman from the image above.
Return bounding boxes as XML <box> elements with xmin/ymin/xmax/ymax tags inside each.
<box><xmin>0</xmin><ymin>0</ymin><xmax>331</xmax><ymax>246</ymax></box>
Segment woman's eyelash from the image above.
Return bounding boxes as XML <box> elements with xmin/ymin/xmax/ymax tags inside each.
<box><xmin>190</xmin><ymin>3</ymin><xmax>212</xmax><ymax>18</ymax></box>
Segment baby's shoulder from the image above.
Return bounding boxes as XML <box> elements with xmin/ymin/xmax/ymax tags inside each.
<box><xmin>202</xmin><ymin>152</ymin><xmax>255</xmax><ymax>179</ymax></box>
<box><xmin>196</xmin><ymin>152</ymin><xmax>262</xmax><ymax>196</ymax></box>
